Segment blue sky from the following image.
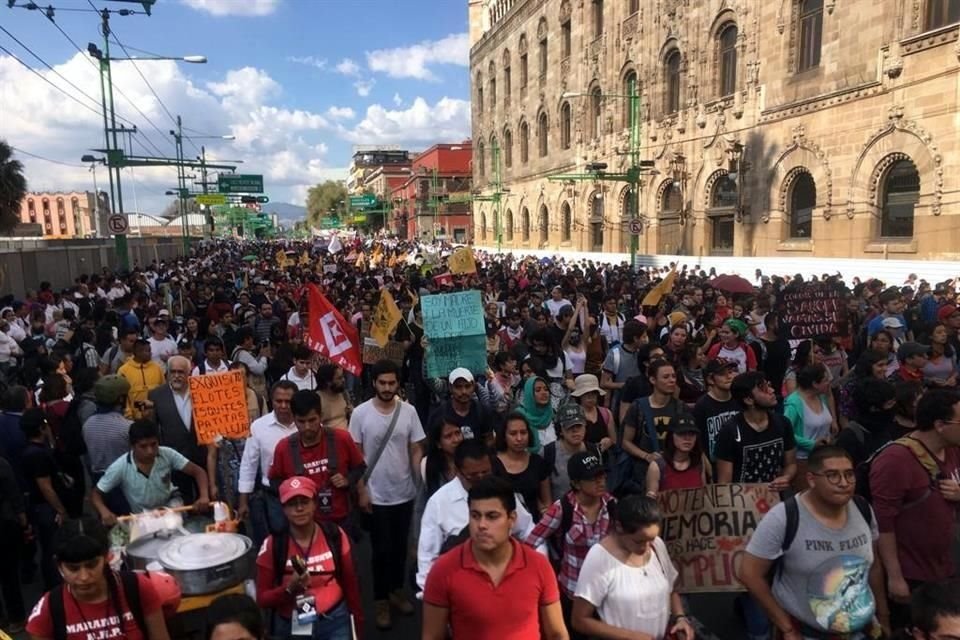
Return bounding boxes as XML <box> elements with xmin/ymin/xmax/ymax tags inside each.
<box><xmin>1</xmin><ymin>0</ymin><xmax>472</xmax><ymax>212</ymax></box>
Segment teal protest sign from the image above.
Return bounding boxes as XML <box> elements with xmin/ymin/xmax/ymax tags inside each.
<box><xmin>422</xmin><ymin>291</ymin><xmax>487</xmax><ymax>378</ymax></box>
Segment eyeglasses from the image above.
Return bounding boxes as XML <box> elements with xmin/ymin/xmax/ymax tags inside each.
<box><xmin>811</xmin><ymin>470</ymin><xmax>856</xmax><ymax>486</ymax></box>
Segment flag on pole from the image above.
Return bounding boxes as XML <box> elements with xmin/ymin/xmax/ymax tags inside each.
<box><xmin>328</xmin><ymin>235</ymin><xmax>343</xmax><ymax>254</ymax></box>
<box><xmin>305</xmin><ymin>284</ymin><xmax>362</xmax><ymax>375</ymax></box>
<box><xmin>298</xmin><ymin>251</ymin><xmax>311</xmax><ymax>266</ymax></box>
<box><xmin>641</xmin><ymin>267</ymin><xmax>678</xmax><ymax>307</ymax></box>
<box><xmin>370</xmin><ymin>288</ymin><xmax>402</xmax><ymax>347</ymax></box>
<box><xmin>448</xmin><ymin>247</ymin><xmax>477</xmax><ymax>274</ymax></box>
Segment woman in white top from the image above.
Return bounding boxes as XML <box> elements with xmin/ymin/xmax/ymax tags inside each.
<box><xmin>573</xmin><ymin>495</ymin><xmax>694</xmax><ymax>640</ymax></box>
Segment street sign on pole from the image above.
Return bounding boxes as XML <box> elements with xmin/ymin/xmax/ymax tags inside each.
<box><xmin>349</xmin><ymin>194</ymin><xmax>376</xmax><ymax>209</ymax></box>
<box><xmin>628</xmin><ymin>219</ymin><xmax>644</xmax><ymax>235</ymax></box>
<box><xmin>240</xmin><ymin>196</ymin><xmax>271</xmax><ymax>204</ymax></box>
<box><xmin>107</xmin><ymin>214</ymin><xmax>129</xmax><ymax>235</ymax></box>
<box><xmin>320</xmin><ymin>216</ymin><xmax>340</xmax><ymax>230</ymax></box>
<box><xmin>196</xmin><ymin>194</ymin><xmax>227</xmax><ymax>206</ymax></box>
<box><xmin>218</xmin><ymin>174</ymin><xmax>264</xmax><ymax>194</ymax></box>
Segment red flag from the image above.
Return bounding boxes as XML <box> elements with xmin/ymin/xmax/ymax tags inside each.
<box><xmin>305</xmin><ymin>284</ymin><xmax>362</xmax><ymax>376</ymax></box>
<box><xmin>433</xmin><ymin>272</ymin><xmax>454</xmax><ymax>288</ymax></box>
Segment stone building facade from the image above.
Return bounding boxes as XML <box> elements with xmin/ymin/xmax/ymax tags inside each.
<box><xmin>18</xmin><ymin>191</ymin><xmax>99</xmax><ymax>239</ymax></box>
<box><xmin>468</xmin><ymin>0</ymin><xmax>960</xmax><ymax>260</ymax></box>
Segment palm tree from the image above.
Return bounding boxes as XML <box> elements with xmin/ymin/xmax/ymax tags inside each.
<box><xmin>0</xmin><ymin>140</ymin><xmax>27</xmax><ymax>233</ymax></box>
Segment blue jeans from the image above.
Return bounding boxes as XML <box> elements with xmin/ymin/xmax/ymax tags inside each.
<box><xmin>249</xmin><ymin>490</ymin><xmax>286</xmax><ymax>552</ymax></box>
<box><xmin>738</xmin><ymin>592</ymin><xmax>771</xmax><ymax>640</ymax></box>
<box><xmin>271</xmin><ymin>601</ymin><xmax>350</xmax><ymax>640</ymax></box>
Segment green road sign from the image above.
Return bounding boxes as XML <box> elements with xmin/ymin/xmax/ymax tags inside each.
<box><xmin>320</xmin><ymin>216</ymin><xmax>340</xmax><ymax>229</ymax></box>
<box><xmin>196</xmin><ymin>194</ymin><xmax>227</xmax><ymax>205</ymax></box>
<box><xmin>218</xmin><ymin>174</ymin><xmax>264</xmax><ymax>194</ymax></box>
<box><xmin>349</xmin><ymin>194</ymin><xmax>376</xmax><ymax>209</ymax></box>
<box><xmin>240</xmin><ymin>195</ymin><xmax>271</xmax><ymax>204</ymax></box>
<box><xmin>256</xmin><ymin>196</ymin><xmax>269</xmax><ymax>203</ymax></box>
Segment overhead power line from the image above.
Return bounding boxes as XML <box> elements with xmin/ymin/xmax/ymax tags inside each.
<box><xmin>11</xmin><ymin>146</ymin><xmax>84</xmax><ymax>168</ymax></box>
<box><xmin>0</xmin><ymin>43</ymin><xmax>104</xmax><ymax>119</ymax></box>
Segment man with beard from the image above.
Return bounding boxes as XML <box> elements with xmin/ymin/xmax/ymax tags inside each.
<box><xmin>349</xmin><ymin>359</ymin><xmax>425</xmax><ymax>630</ymax></box>
<box><xmin>427</xmin><ymin>368</ymin><xmax>493</xmax><ymax>445</ymax></box>
<box><xmin>317</xmin><ymin>363</ymin><xmax>352</xmax><ymax>430</ymax></box>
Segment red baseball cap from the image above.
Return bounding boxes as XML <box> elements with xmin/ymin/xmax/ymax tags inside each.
<box><xmin>279</xmin><ymin>476</ymin><xmax>316</xmax><ymax>505</ymax></box>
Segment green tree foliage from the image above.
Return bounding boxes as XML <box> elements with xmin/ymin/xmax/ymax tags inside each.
<box><xmin>0</xmin><ymin>141</ymin><xmax>27</xmax><ymax>233</ymax></box>
<box><xmin>306</xmin><ymin>180</ymin><xmax>347</xmax><ymax>225</ymax></box>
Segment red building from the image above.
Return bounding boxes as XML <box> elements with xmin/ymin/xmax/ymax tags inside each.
<box><xmin>390</xmin><ymin>142</ymin><xmax>473</xmax><ymax>242</ymax></box>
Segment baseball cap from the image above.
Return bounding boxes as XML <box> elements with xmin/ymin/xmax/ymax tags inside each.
<box><xmin>557</xmin><ymin>403</ymin><xmax>586</xmax><ymax>430</ymax></box>
<box><xmin>279</xmin><ymin>476</ymin><xmax>317</xmax><ymax>505</ymax></box>
<box><xmin>704</xmin><ymin>358</ymin><xmax>738</xmax><ymax>377</ymax></box>
<box><xmin>897</xmin><ymin>342</ymin><xmax>931</xmax><ymax>361</ymax></box>
<box><xmin>668</xmin><ymin>413</ymin><xmax>700</xmax><ymax>435</ymax></box>
<box><xmin>448</xmin><ymin>368</ymin><xmax>474</xmax><ymax>384</ymax></box>
<box><xmin>94</xmin><ymin>375</ymin><xmax>131</xmax><ymax>405</ymax></box>
<box><xmin>938</xmin><ymin>304</ymin><xmax>960</xmax><ymax>322</ymax></box>
<box><xmin>881</xmin><ymin>317</ymin><xmax>904</xmax><ymax>329</ymax></box>
<box><xmin>567</xmin><ymin>451</ymin><xmax>605</xmax><ymax>482</ymax></box>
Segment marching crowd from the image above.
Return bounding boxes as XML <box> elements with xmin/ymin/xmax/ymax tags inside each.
<box><xmin>0</xmin><ymin>237</ymin><xmax>955</xmax><ymax>640</ymax></box>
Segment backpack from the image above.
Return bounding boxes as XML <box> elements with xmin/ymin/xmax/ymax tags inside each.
<box><xmin>546</xmin><ymin>494</ymin><xmax>616</xmax><ymax>571</ymax></box>
<box><xmin>606</xmin><ymin>398</ymin><xmax>669</xmax><ymax>496</ymax></box>
<box><xmin>49</xmin><ymin>571</ymin><xmax>145</xmax><ymax>640</ymax></box>
<box><xmin>855</xmin><ymin>436</ymin><xmax>939</xmax><ymax>507</ymax></box>
<box><xmin>271</xmin><ymin>520</ymin><xmax>343</xmax><ymax>587</ymax></box>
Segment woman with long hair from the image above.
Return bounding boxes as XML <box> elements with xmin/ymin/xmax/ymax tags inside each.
<box><xmin>923</xmin><ymin>322</ymin><xmax>957</xmax><ymax>387</ymax></box>
<box><xmin>492</xmin><ymin>412</ymin><xmax>551</xmax><ymax>520</ymax></box>
<box><xmin>645</xmin><ymin>415</ymin><xmax>711</xmax><ymax>497</ymax></box>
<box><xmin>869</xmin><ymin>329</ymin><xmax>899</xmax><ymax>378</ymax></box>
<box><xmin>838</xmin><ymin>350</ymin><xmax>888</xmax><ymax>426</ymax></box>
<box><xmin>891</xmin><ymin>380</ymin><xmax>923</xmax><ymax>439</ymax></box>
<box><xmin>782</xmin><ymin>340</ymin><xmax>821</xmax><ymax>396</ymax></box>
<box><xmin>783</xmin><ymin>363</ymin><xmax>837</xmax><ymax>489</ymax></box>
<box><xmin>419</xmin><ymin>418</ymin><xmax>464</xmax><ymax>500</ymax></box>
<box><xmin>570</xmin><ymin>374</ymin><xmax>614</xmax><ymax>453</ymax></box>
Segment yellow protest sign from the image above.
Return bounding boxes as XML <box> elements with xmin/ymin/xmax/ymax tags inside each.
<box><xmin>188</xmin><ymin>370</ymin><xmax>250</xmax><ymax>445</ymax></box>
<box><xmin>449</xmin><ymin>247</ymin><xmax>477</xmax><ymax>274</ymax></box>
<box><xmin>371</xmin><ymin>288</ymin><xmax>402</xmax><ymax>347</ymax></box>
<box><xmin>641</xmin><ymin>267</ymin><xmax>677</xmax><ymax>307</ymax></box>
<box><xmin>298</xmin><ymin>251</ymin><xmax>310</xmax><ymax>266</ymax></box>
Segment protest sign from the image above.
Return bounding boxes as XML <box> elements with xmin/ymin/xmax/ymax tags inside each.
<box><xmin>189</xmin><ymin>370</ymin><xmax>250</xmax><ymax>445</ymax></box>
<box><xmin>362</xmin><ymin>335</ymin><xmax>406</xmax><ymax>365</ymax></box>
<box><xmin>422</xmin><ymin>291</ymin><xmax>487</xmax><ymax>377</ymax></box>
<box><xmin>776</xmin><ymin>281</ymin><xmax>851</xmax><ymax>339</ymax></box>
<box><xmin>657</xmin><ymin>483</ymin><xmax>781</xmax><ymax>593</ymax></box>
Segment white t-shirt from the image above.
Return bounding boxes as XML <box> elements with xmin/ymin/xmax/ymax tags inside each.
<box><xmin>574</xmin><ymin>537</ymin><xmax>678</xmax><ymax>640</ymax></box>
<box><xmin>148</xmin><ymin>336</ymin><xmax>178</xmax><ymax>364</ymax></box>
<box><xmin>545</xmin><ymin>297</ymin><xmax>572</xmax><ymax>319</ymax></box>
<box><xmin>349</xmin><ymin>399</ymin><xmax>425</xmax><ymax>506</ymax></box>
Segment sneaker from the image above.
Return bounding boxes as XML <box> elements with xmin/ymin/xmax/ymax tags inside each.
<box><xmin>374</xmin><ymin>599</ymin><xmax>392</xmax><ymax>630</ymax></box>
<box><xmin>389</xmin><ymin>589</ymin><xmax>414</xmax><ymax>616</ymax></box>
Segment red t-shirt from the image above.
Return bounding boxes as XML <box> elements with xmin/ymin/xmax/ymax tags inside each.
<box><xmin>268</xmin><ymin>429</ymin><xmax>365</xmax><ymax>521</ymax></box>
<box><xmin>26</xmin><ymin>573</ymin><xmax>161</xmax><ymax>640</ymax></box>
<box><xmin>423</xmin><ymin>538</ymin><xmax>560</xmax><ymax>640</ymax></box>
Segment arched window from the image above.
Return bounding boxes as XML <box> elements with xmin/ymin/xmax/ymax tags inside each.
<box><xmin>477</xmin><ymin>141</ymin><xmax>485</xmax><ymax>178</ymax></box>
<box><xmin>480</xmin><ymin>211</ymin><xmax>487</xmax><ymax>241</ymax></box>
<box><xmin>27</xmin><ymin>198</ymin><xmax>36</xmax><ymax>223</ymax></box>
<box><xmin>658</xmin><ymin>183</ymin><xmax>683</xmax><ymax>255</ymax></box>
<box><xmin>881</xmin><ymin>159</ymin><xmax>919</xmax><ymax>238</ymax></box>
<box><xmin>490</xmin><ymin>136</ymin><xmax>499</xmax><ymax>175</ymax></box>
<box><xmin>665</xmin><ymin>50</ymin><xmax>681</xmax><ymax>114</ymax></box>
<box><xmin>503</xmin><ymin>129</ymin><xmax>513</xmax><ymax>167</ymax></box>
<box><xmin>505</xmin><ymin>209</ymin><xmax>514</xmax><ymax>241</ymax></box>
<box><xmin>476</xmin><ymin>73</ymin><xmax>484</xmax><ymax>112</ymax></box>
<box><xmin>798</xmin><ymin>0</ymin><xmax>823</xmax><ymax>72</ymax></box>
<box><xmin>539</xmin><ymin>204</ymin><xmax>549</xmax><ymax>244</ymax></box>
<box><xmin>561</xmin><ymin>202</ymin><xmax>572</xmax><ymax>242</ymax></box>
<box><xmin>592</xmin><ymin>0</ymin><xmax>604</xmax><ymax>38</ymax></box>
<box><xmin>520</xmin><ymin>121</ymin><xmax>530</xmax><ymax>163</ymax></box>
<box><xmin>489</xmin><ymin>62</ymin><xmax>497</xmax><ymax>112</ymax></box>
<box><xmin>719</xmin><ymin>24</ymin><xmax>738</xmax><ymax>96</ymax></box>
<box><xmin>560</xmin><ymin>102</ymin><xmax>572</xmax><ymax>149</ymax></box>
<box><xmin>590</xmin><ymin>86</ymin><xmax>603</xmax><ymax>139</ymax></box>
<box><xmin>521</xmin><ymin>206</ymin><xmax>530</xmax><ymax>241</ymax></box>
<box><xmin>927</xmin><ymin>0</ymin><xmax>960</xmax><ymax>29</ymax></box>
<box><xmin>538</xmin><ymin>112</ymin><xmax>548</xmax><ymax>157</ymax></box>
<box><xmin>503</xmin><ymin>50</ymin><xmax>512</xmax><ymax>106</ymax></box>
<box><xmin>538</xmin><ymin>24</ymin><xmax>548</xmax><ymax>80</ymax></box>
<box><xmin>590</xmin><ymin>193</ymin><xmax>604</xmax><ymax>251</ymax></box>
<box><xmin>708</xmin><ymin>174</ymin><xmax>737</xmax><ymax>255</ymax></box>
<box><xmin>623</xmin><ymin>71</ymin><xmax>638</xmax><ymax>129</ymax></box>
<box><xmin>789</xmin><ymin>172</ymin><xmax>816</xmax><ymax>239</ymax></box>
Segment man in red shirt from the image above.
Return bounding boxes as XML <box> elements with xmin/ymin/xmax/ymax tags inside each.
<box><xmin>422</xmin><ymin>476</ymin><xmax>569</xmax><ymax>640</ymax></box>
<box><xmin>269</xmin><ymin>390</ymin><xmax>368</xmax><ymax>528</ymax></box>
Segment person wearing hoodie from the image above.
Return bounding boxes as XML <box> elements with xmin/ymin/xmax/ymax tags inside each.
<box><xmin>836</xmin><ymin>377</ymin><xmax>898</xmax><ymax>467</ymax></box>
<box><xmin>118</xmin><ymin>339</ymin><xmax>165</xmax><ymax>420</ymax></box>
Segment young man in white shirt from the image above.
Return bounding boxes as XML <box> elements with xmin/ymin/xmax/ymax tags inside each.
<box><xmin>349</xmin><ymin>358</ymin><xmax>425</xmax><ymax>630</ymax></box>
<box><xmin>281</xmin><ymin>345</ymin><xmax>317</xmax><ymax>391</ymax></box>
<box><xmin>147</xmin><ymin>316</ymin><xmax>178</xmax><ymax>366</ymax></box>
<box><xmin>192</xmin><ymin>337</ymin><xmax>231</xmax><ymax>376</ymax></box>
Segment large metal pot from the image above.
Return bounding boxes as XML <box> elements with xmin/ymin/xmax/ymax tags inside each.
<box><xmin>157</xmin><ymin>532</ymin><xmax>253</xmax><ymax>596</ymax></box>
<box><xmin>125</xmin><ymin>529</ymin><xmax>185</xmax><ymax>571</ymax></box>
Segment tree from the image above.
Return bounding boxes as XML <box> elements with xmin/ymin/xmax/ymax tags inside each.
<box><xmin>161</xmin><ymin>197</ymin><xmax>201</xmax><ymax>219</ymax></box>
<box><xmin>306</xmin><ymin>180</ymin><xmax>347</xmax><ymax>226</ymax></box>
<box><xmin>0</xmin><ymin>140</ymin><xmax>27</xmax><ymax>233</ymax></box>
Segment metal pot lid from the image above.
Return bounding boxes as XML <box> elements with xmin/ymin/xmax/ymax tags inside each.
<box><xmin>126</xmin><ymin>529</ymin><xmax>183</xmax><ymax>558</ymax></box>
<box><xmin>157</xmin><ymin>533</ymin><xmax>251</xmax><ymax>570</ymax></box>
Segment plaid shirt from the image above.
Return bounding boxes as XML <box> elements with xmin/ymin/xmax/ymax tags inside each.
<box><xmin>524</xmin><ymin>491</ymin><xmax>614</xmax><ymax>598</ymax></box>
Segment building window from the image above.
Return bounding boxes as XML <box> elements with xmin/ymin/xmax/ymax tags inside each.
<box><xmin>592</xmin><ymin>0</ymin><xmax>604</xmax><ymax>38</ymax></box>
<box><xmin>623</xmin><ymin>71</ymin><xmax>638</xmax><ymax>129</ymax></box>
<box><xmin>719</xmin><ymin>24</ymin><xmax>738</xmax><ymax>96</ymax></box>
<box><xmin>477</xmin><ymin>76</ymin><xmax>484</xmax><ymax>112</ymax></box>
<box><xmin>503</xmin><ymin>129</ymin><xmax>513</xmax><ymax>167</ymax></box>
<box><xmin>539</xmin><ymin>36</ymin><xmax>548</xmax><ymax>80</ymax></box>
<box><xmin>489</xmin><ymin>77</ymin><xmax>497</xmax><ymax>111</ymax></box>
<box><xmin>489</xmin><ymin>136</ymin><xmax>498</xmax><ymax>175</ymax></box>
<box><xmin>477</xmin><ymin>141</ymin><xmax>485</xmax><ymax>178</ymax></box>
<box><xmin>708</xmin><ymin>175</ymin><xmax>738</xmax><ymax>255</ymax></box>
<box><xmin>538</xmin><ymin>112</ymin><xmax>548</xmax><ymax>157</ymax></box>
<box><xmin>560</xmin><ymin>102</ymin><xmax>572</xmax><ymax>149</ymax></box>
<box><xmin>926</xmin><ymin>0</ymin><xmax>960</xmax><ymax>28</ymax></box>
<box><xmin>561</xmin><ymin>19</ymin><xmax>572</xmax><ymax>58</ymax></box>
<box><xmin>665</xmin><ymin>50</ymin><xmax>681</xmax><ymax>114</ymax></box>
<box><xmin>590</xmin><ymin>86</ymin><xmax>603</xmax><ymax>139</ymax></box>
<box><xmin>539</xmin><ymin>204</ymin><xmax>549</xmax><ymax>244</ymax></box>
<box><xmin>520</xmin><ymin>121</ymin><xmax>529</xmax><ymax>163</ymax></box>
<box><xmin>504</xmin><ymin>65</ymin><xmax>512</xmax><ymax>105</ymax></box>
<box><xmin>561</xmin><ymin>202</ymin><xmax>572</xmax><ymax>242</ymax></box>
<box><xmin>522</xmin><ymin>206</ymin><xmax>530</xmax><ymax>241</ymax></box>
<box><xmin>798</xmin><ymin>0</ymin><xmax>823</xmax><ymax>72</ymax></box>
<box><xmin>881</xmin><ymin>159</ymin><xmax>919</xmax><ymax>238</ymax></box>
<box><xmin>505</xmin><ymin>209</ymin><xmax>514</xmax><ymax>241</ymax></box>
<box><xmin>480</xmin><ymin>211</ymin><xmax>487</xmax><ymax>242</ymax></box>
<box><xmin>628</xmin><ymin>0</ymin><xmax>639</xmax><ymax>13</ymax></box>
<box><xmin>520</xmin><ymin>53</ymin><xmax>528</xmax><ymax>92</ymax></box>
<box><xmin>789</xmin><ymin>172</ymin><xmax>816</xmax><ymax>239</ymax></box>
<box><xmin>27</xmin><ymin>198</ymin><xmax>35</xmax><ymax>223</ymax></box>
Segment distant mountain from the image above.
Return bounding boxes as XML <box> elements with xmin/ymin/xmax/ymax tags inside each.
<box><xmin>263</xmin><ymin>202</ymin><xmax>306</xmax><ymax>225</ymax></box>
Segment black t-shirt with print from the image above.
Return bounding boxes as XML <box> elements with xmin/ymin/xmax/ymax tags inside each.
<box><xmin>692</xmin><ymin>394</ymin><xmax>741</xmax><ymax>461</ymax></box>
<box><xmin>715</xmin><ymin>412</ymin><xmax>797</xmax><ymax>483</ymax></box>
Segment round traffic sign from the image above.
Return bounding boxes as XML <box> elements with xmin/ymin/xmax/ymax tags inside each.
<box><xmin>107</xmin><ymin>214</ymin><xmax>129</xmax><ymax>235</ymax></box>
<box><xmin>628</xmin><ymin>219</ymin><xmax>644</xmax><ymax>235</ymax></box>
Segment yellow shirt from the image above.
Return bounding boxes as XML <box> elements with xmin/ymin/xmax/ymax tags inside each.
<box><xmin>118</xmin><ymin>359</ymin><xmax>166</xmax><ymax>419</ymax></box>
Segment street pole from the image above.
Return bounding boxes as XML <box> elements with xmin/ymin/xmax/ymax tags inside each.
<box><xmin>173</xmin><ymin>115</ymin><xmax>189</xmax><ymax>254</ymax></box>
<box><xmin>199</xmin><ymin>145</ymin><xmax>210</xmax><ymax>240</ymax></box>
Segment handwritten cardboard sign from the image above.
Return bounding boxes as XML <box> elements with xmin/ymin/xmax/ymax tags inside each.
<box><xmin>189</xmin><ymin>370</ymin><xmax>250</xmax><ymax>445</ymax></box>
<box><xmin>657</xmin><ymin>483</ymin><xmax>781</xmax><ymax>593</ymax></box>
<box><xmin>425</xmin><ymin>334</ymin><xmax>488</xmax><ymax>379</ymax></box>
<box><xmin>362</xmin><ymin>336</ymin><xmax>406</xmax><ymax>365</ymax></box>
<box><xmin>421</xmin><ymin>291</ymin><xmax>485</xmax><ymax>339</ymax></box>
<box><xmin>776</xmin><ymin>282</ymin><xmax>851</xmax><ymax>339</ymax></box>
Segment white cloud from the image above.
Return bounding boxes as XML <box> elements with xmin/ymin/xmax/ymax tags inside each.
<box><xmin>325</xmin><ymin>106</ymin><xmax>356</xmax><ymax>120</ymax></box>
<box><xmin>335</xmin><ymin>58</ymin><xmax>361</xmax><ymax>77</ymax></box>
<box><xmin>353</xmin><ymin>78</ymin><xmax>375</xmax><ymax>97</ymax></box>
<box><xmin>180</xmin><ymin>0</ymin><xmax>280</xmax><ymax>16</ymax></box>
<box><xmin>366</xmin><ymin>33</ymin><xmax>469</xmax><ymax>81</ymax></box>
<box><xmin>341</xmin><ymin>97</ymin><xmax>470</xmax><ymax>144</ymax></box>
<box><xmin>392</xmin><ymin>93</ymin><xmax>404</xmax><ymax>107</ymax></box>
<box><xmin>207</xmin><ymin>67</ymin><xmax>281</xmax><ymax>110</ymax></box>
<box><xmin>287</xmin><ymin>55</ymin><xmax>328</xmax><ymax>70</ymax></box>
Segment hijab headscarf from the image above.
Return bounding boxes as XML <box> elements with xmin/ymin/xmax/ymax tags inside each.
<box><xmin>518</xmin><ymin>376</ymin><xmax>554</xmax><ymax>450</ymax></box>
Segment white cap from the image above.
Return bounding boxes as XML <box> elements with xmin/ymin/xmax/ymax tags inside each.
<box><xmin>448</xmin><ymin>368</ymin><xmax>474</xmax><ymax>384</ymax></box>
<box><xmin>882</xmin><ymin>317</ymin><xmax>904</xmax><ymax>329</ymax></box>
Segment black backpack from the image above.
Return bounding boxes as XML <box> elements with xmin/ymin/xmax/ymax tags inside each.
<box><xmin>855</xmin><ymin>437</ymin><xmax>939</xmax><ymax>507</ymax></box>
<box><xmin>546</xmin><ymin>494</ymin><xmax>616</xmax><ymax>571</ymax></box>
<box><xmin>49</xmin><ymin>571</ymin><xmax>145</xmax><ymax>640</ymax></box>
<box><xmin>271</xmin><ymin>520</ymin><xmax>343</xmax><ymax>587</ymax></box>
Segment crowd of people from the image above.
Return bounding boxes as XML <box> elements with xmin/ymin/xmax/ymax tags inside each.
<box><xmin>0</xmin><ymin>236</ymin><xmax>955</xmax><ymax>640</ymax></box>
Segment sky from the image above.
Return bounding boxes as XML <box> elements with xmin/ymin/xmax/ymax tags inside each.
<box><xmin>0</xmin><ymin>0</ymin><xmax>472</xmax><ymax>215</ymax></box>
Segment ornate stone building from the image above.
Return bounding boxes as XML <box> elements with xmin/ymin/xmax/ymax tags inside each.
<box><xmin>468</xmin><ymin>0</ymin><xmax>960</xmax><ymax>260</ymax></box>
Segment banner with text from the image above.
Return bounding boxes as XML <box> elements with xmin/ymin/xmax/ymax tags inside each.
<box><xmin>362</xmin><ymin>335</ymin><xmax>407</xmax><ymax>365</ymax></box>
<box><xmin>189</xmin><ymin>370</ymin><xmax>251</xmax><ymax>445</ymax></box>
<box><xmin>776</xmin><ymin>281</ymin><xmax>851</xmax><ymax>339</ymax></box>
<box><xmin>657</xmin><ymin>483</ymin><xmax>781</xmax><ymax>593</ymax></box>
<box><xmin>422</xmin><ymin>290</ymin><xmax>487</xmax><ymax>378</ymax></box>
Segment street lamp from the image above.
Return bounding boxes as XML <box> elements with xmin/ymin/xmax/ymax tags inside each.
<box><xmin>81</xmin><ymin>155</ymin><xmax>107</xmax><ymax>237</ymax></box>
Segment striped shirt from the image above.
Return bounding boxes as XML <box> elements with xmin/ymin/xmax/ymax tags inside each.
<box><xmin>82</xmin><ymin>410</ymin><xmax>133</xmax><ymax>474</ymax></box>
